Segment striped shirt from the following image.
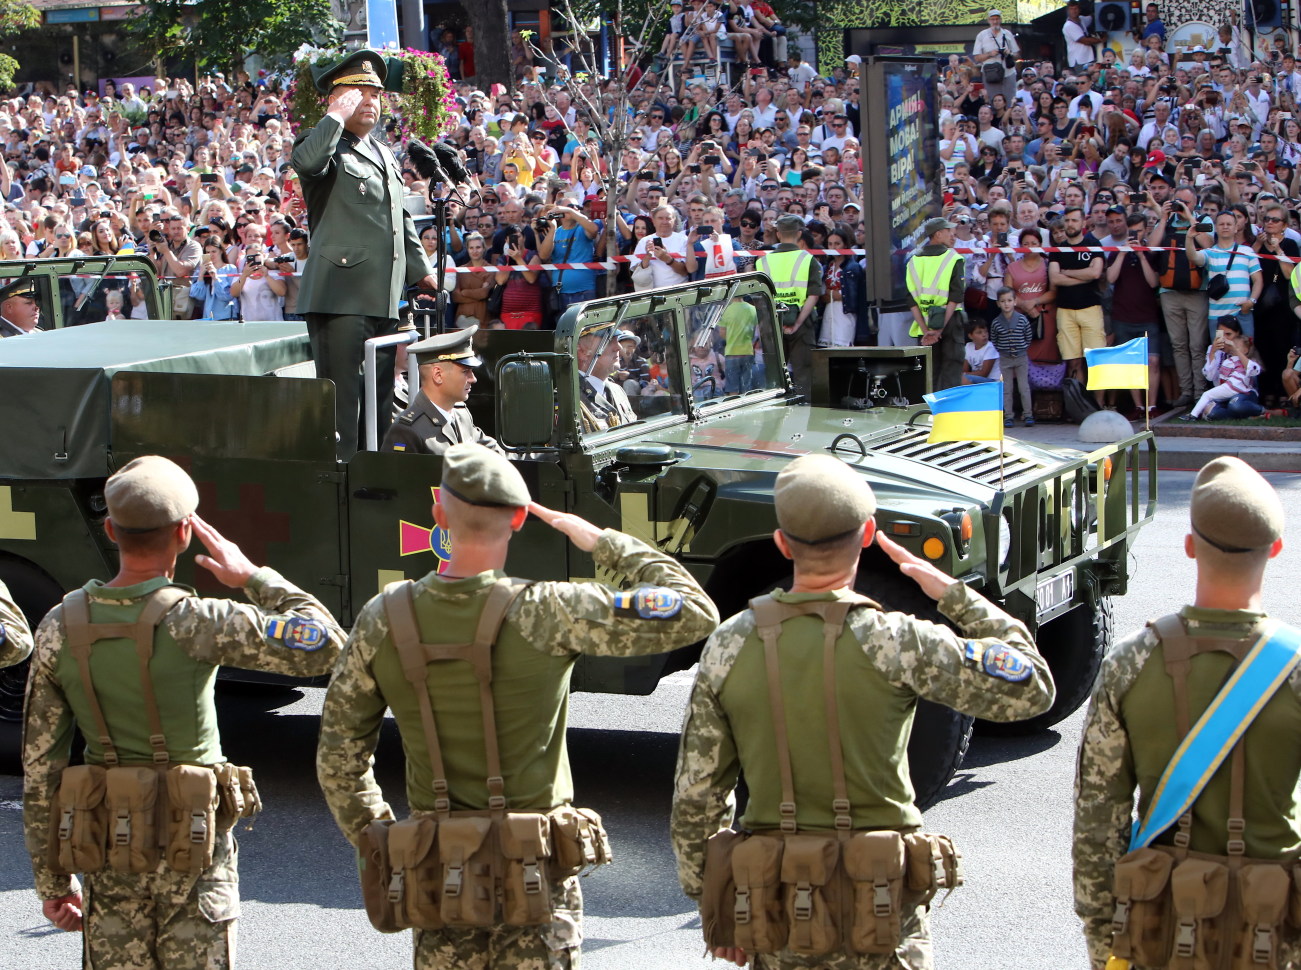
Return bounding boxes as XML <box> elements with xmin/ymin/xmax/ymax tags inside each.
<box><xmin>1200</xmin><ymin>244</ymin><xmax>1260</xmax><ymax>320</ymax></box>
<box><xmin>990</xmin><ymin>310</ymin><xmax>1034</xmax><ymax>358</ymax></box>
<box><xmin>1203</xmin><ymin>349</ymin><xmax>1261</xmax><ymax>395</ymax></box>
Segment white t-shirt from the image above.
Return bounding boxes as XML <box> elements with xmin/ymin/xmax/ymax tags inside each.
<box><xmin>634</xmin><ymin>231</ymin><xmax>690</xmax><ymax>288</ymax></box>
<box><xmin>966</xmin><ymin>340</ymin><xmax>1001</xmax><ymax>381</ymax></box>
<box><xmin>1062</xmin><ymin>18</ymin><xmax>1095</xmax><ymax>67</ymax></box>
<box><xmin>788</xmin><ymin>62</ymin><xmax>817</xmax><ymax>92</ymax></box>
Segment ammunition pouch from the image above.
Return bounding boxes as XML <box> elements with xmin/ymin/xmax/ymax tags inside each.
<box><xmin>48</xmin><ymin>761</ymin><xmax>257</xmax><ymax>877</ymax></box>
<box><xmin>1108</xmin><ymin>846</ymin><xmax>1298</xmax><ymax>970</ymax></box>
<box><xmin>701</xmin><ymin>827</ymin><xmax>962</xmax><ymax>957</ymax></box>
<box><xmin>357</xmin><ymin>804</ymin><xmax>611</xmax><ymax>933</ymax></box>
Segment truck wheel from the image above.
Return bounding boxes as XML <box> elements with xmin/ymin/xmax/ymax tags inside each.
<box><xmin>979</xmin><ymin>597</ymin><xmax>1111</xmax><ymax>736</ymax></box>
<box><xmin>0</xmin><ymin>556</ymin><xmax>65</xmax><ymax>774</ymax></box>
<box><xmin>852</xmin><ymin>562</ymin><xmax>974</xmax><ymax>809</ymax></box>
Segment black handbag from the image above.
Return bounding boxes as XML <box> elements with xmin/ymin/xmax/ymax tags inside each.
<box><xmin>1205</xmin><ymin>247</ymin><xmax>1237</xmax><ymax>300</ymax></box>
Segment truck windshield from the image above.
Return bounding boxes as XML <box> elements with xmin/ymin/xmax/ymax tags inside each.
<box><xmin>687</xmin><ymin>293</ymin><xmax>784</xmax><ymax>403</ymax></box>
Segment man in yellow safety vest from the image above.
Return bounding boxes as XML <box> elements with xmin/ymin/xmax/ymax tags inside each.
<box><xmin>757</xmin><ymin>214</ymin><xmax>823</xmax><ymax>401</ymax></box>
<box><xmin>906</xmin><ymin>216</ymin><xmax>966</xmax><ymax>390</ymax></box>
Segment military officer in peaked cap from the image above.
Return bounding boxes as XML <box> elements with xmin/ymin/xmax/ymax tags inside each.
<box><xmin>1074</xmin><ymin>457</ymin><xmax>1298</xmax><ymax>969</ymax></box>
<box><xmin>382</xmin><ymin>326</ymin><xmax>502</xmax><ymax>455</ymax></box>
<box><xmin>292</xmin><ymin>49</ymin><xmax>438</xmax><ymax>459</ymax></box>
<box><xmin>0</xmin><ymin>277</ymin><xmax>43</xmax><ymax>337</ymax></box>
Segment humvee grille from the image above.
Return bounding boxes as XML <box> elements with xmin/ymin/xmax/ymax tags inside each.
<box><xmin>876</xmin><ymin>429</ymin><xmax>1051</xmax><ymax>486</ymax></box>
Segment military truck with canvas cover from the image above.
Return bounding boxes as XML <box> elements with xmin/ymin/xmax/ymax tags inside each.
<box><xmin>0</xmin><ymin>264</ymin><xmax>1156</xmax><ymax>804</ymax></box>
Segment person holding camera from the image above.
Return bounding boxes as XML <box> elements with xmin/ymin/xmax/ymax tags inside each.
<box><xmin>633</xmin><ymin>205</ymin><xmax>690</xmax><ymax>289</ymax></box>
<box><xmin>148</xmin><ymin>208</ymin><xmax>201</xmax><ymax>320</ymax></box>
<box><xmin>972</xmin><ymin>9</ymin><xmax>1021</xmax><ymax>108</ymax></box>
<box><xmin>536</xmin><ymin>200</ymin><xmax>601</xmax><ymax>312</ymax></box>
<box><xmin>494</xmin><ymin>227</ymin><xmax>544</xmax><ymax>330</ymax></box>
<box><xmin>229</xmin><ymin>223</ymin><xmax>287</xmax><ymax>321</ymax></box>
<box><xmin>1062</xmin><ymin>0</ymin><xmax>1101</xmax><ymax>73</ymax></box>
<box><xmin>190</xmin><ymin>236</ymin><xmax>240</xmax><ymax>320</ymax></box>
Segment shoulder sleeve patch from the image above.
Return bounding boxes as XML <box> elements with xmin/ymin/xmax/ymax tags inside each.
<box><xmin>265</xmin><ymin>617</ymin><xmax>328</xmax><ymax>651</ymax></box>
<box><xmin>613</xmin><ymin>587</ymin><xmax>684</xmax><ymax>620</ymax></box>
<box><xmin>965</xmin><ymin>639</ymin><xmax>1032</xmax><ymax>682</ymax></box>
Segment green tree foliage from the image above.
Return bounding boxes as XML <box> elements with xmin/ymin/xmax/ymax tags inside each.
<box><xmin>0</xmin><ymin>0</ymin><xmax>40</xmax><ymax>89</ymax></box>
<box><xmin>132</xmin><ymin>0</ymin><xmax>342</xmax><ymax>74</ymax></box>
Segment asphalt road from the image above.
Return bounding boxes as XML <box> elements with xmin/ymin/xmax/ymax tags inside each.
<box><xmin>2</xmin><ymin>469</ymin><xmax>1298</xmax><ymax>969</ymax></box>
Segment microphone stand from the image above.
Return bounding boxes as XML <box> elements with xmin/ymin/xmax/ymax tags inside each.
<box><xmin>425</xmin><ymin>175</ymin><xmax>475</xmax><ymax>336</ymax></box>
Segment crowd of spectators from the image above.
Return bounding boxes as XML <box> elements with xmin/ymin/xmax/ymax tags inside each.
<box><xmin>3</xmin><ymin>4</ymin><xmax>1301</xmax><ymax>420</ymax></box>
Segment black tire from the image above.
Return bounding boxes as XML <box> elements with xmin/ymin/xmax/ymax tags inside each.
<box><xmin>851</xmin><ymin>554</ymin><xmax>974</xmax><ymax>809</ymax></box>
<box><xmin>979</xmin><ymin>597</ymin><xmax>1111</xmax><ymax>736</ymax></box>
<box><xmin>0</xmin><ymin>556</ymin><xmax>65</xmax><ymax>774</ymax></box>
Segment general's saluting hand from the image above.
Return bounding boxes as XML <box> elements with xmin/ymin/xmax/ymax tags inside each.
<box><xmin>328</xmin><ymin>88</ymin><xmax>363</xmax><ymax>123</ymax></box>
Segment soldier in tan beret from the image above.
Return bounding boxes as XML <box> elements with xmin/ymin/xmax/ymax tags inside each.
<box><xmin>316</xmin><ymin>443</ymin><xmax>718</xmax><ymax>970</ymax></box>
<box><xmin>671</xmin><ymin>453</ymin><xmax>1053</xmax><ymax>969</ymax></box>
<box><xmin>22</xmin><ymin>455</ymin><xmax>345</xmax><ymax>969</ymax></box>
<box><xmin>1074</xmin><ymin>457</ymin><xmax>1296</xmax><ymax>970</ymax></box>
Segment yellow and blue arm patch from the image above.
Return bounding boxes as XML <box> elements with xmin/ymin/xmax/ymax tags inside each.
<box><xmin>964</xmin><ymin>639</ymin><xmax>1032</xmax><ymax>682</ymax></box>
<box><xmin>613</xmin><ymin>587</ymin><xmax>684</xmax><ymax>620</ymax></box>
<box><xmin>266</xmin><ymin>617</ymin><xmax>328</xmax><ymax>651</ymax></box>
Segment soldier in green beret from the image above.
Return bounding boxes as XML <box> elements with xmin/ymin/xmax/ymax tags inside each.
<box><xmin>22</xmin><ymin>455</ymin><xmax>346</xmax><ymax>967</ymax></box>
<box><xmin>0</xmin><ymin>579</ymin><xmax>33</xmax><ymax>668</ymax></box>
<box><xmin>671</xmin><ymin>453</ymin><xmax>1054</xmax><ymax>969</ymax></box>
<box><xmin>1074</xmin><ymin>457</ymin><xmax>1298</xmax><ymax>969</ymax></box>
<box><xmin>382</xmin><ymin>325</ymin><xmax>502</xmax><ymax>455</ymax></box>
<box><xmin>317</xmin><ymin>442</ymin><xmax>719</xmax><ymax>969</ymax></box>
<box><xmin>292</xmin><ymin>49</ymin><xmax>439</xmax><ymax>459</ymax></box>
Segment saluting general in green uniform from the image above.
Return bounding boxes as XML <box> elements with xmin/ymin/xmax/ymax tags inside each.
<box><xmin>316</xmin><ymin>444</ymin><xmax>719</xmax><ymax>970</ymax></box>
<box><xmin>22</xmin><ymin>456</ymin><xmax>345</xmax><ymax>969</ymax></box>
<box><xmin>0</xmin><ymin>578</ymin><xmax>33</xmax><ymax>668</ymax></box>
<box><xmin>292</xmin><ymin>50</ymin><xmax>437</xmax><ymax>459</ymax></box>
<box><xmin>671</xmin><ymin>454</ymin><xmax>1054</xmax><ymax>970</ymax></box>
<box><xmin>1074</xmin><ymin>457</ymin><xmax>1300</xmax><ymax>970</ymax></box>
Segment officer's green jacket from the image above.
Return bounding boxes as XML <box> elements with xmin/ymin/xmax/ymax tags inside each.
<box><xmin>671</xmin><ymin>582</ymin><xmax>1053</xmax><ymax>899</ymax></box>
<box><xmin>0</xmin><ymin>579</ymin><xmax>32</xmax><ymax>668</ymax></box>
<box><xmin>316</xmin><ymin>530</ymin><xmax>719</xmax><ymax>848</ymax></box>
<box><xmin>291</xmin><ymin>115</ymin><xmax>431</xmax><ymax>319</ymax></box>
<box><xmin>1073</xmin><ymin>607</ymin><xmax>1301</xmax><ymax>968</ymax></box>
<box><xmin>22</xmin><ymin>568</ymin><xmax>345</xmax><ymax>900</ymax></box>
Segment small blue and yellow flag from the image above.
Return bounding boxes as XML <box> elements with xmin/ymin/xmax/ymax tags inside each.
<box><xmin>923</xmin><ymin>382</ymin><xmax>1004</xmax><ymax>443</ymax></box>
<box><xmin>1086</xmin><ymin>336</ymin><xmax>1149</xmax><ymax>390</ymax></box>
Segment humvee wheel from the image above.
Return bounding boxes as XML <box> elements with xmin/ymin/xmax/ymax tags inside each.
<box><xmin>0</xmin><ymin>556</ymin><xmax>65</xmax><ymax>774</ymax></box>
<box><xmin>851</xmin><ymin>559</ymin><xmax>974</xmax><ymax>809</ymax></box>
<box><xmin>979</xmin><ymin>597</ymin><xmax>1111</xmax><ymax>736</ymax></box>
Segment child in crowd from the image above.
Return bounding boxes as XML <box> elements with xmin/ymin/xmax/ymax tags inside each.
<box><xmin>660</xmin><ymin>0</ymin><xmax>691</xmax><ymax>63</ymax></box>
<box><xmin>989</xmin><ymin>286</ymin><xmax>1036</xmax><ymax>426</ymax></box>
<box><xmin>1184</xmin><ymin>315</ymin><xmax>1263</xmax><ymax>420</ymax></box>
<box><xmin>962</xmin><ymin>320</ymin><xmax>1001</xmax><ymax>385</ymax></box>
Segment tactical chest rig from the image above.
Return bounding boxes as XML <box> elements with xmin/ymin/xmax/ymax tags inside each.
<box><xmin>700</xmin><ymin>594</ymin><xmax>962</xmax><ymax>958</ymax></box>
<box><xmin>49</xmin><ymin>588</ymin><xmax>260</xmax><ymax>878</ymax></box>
<box><xmin>358</xmin><ymin>578</ymin><xmax>612</xmax><ymax>934</ymax></box>
<box><xmin>1108</xmin><ymin>616</ymin><xmax>1301</xmax><ymax>970</ymax></box>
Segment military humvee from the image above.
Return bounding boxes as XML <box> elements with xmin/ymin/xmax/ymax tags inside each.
<box><xmin>0</xmin><ymin>260</ymin><xmax>1155</xmax><ymax>804</ymax></box>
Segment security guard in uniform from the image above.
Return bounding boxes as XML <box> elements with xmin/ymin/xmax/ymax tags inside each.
<box><xmin>1074</xmin><ymin>457</ymin><xmax>1298</xmax><ymax>969</ymax></box>
<box><xmin>317</xmin><ymin>443</ymin><xmax>718</xmax><ymax>969</ymax></box>
<box><xmin>0</xmin><ymin>277</ymin><xmax>43</xmax><ymax>337</ymax></box>
<box><xmin>0</xmin><ymin>580</ymin><xmax>33</xmax><ymax>667</ymax></box>
<box><xmin>906</xmin><ymin>217</ymin><xmax>966</xmax><ymax>390</ymax></box>
<box><xmin>757</xmin><ymin>214</ymin><xmax>823</xmax><ymax>401</ymax></box>
<box><xmin>672</xmin><ymin>454</ymin><xmax>1054</xmax><ymax>970</ymax></box>
<box><xmin>22</xmin><ymin>456</ymin><xmax>345</xmax><ymax>966</ymax></box>
<box><xmin>382</xmin><ymin>326</ymin><xmax>502</xmax><ymax>455</ymax></box>
<box><xmin>292</xmin><ymin>49</ymin><xmax>438</xmax><ymax>459</ymax></box>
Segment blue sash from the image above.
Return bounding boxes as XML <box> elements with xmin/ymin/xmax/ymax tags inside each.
<box><xmin>1128</xmin><ymin>620</ymin><xmax>1301</xmax><ymax>852</ymax></box>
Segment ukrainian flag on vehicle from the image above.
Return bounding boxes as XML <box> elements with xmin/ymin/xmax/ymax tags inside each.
<box><xmin>924</xmin><ymin>383</ymin><xmax>1004</xmax><ymax>443</ymax></box>
<box><xmin>1085</xmin><ymin>337</ymin><xmax>1148</xmax><ymax>390</ymax></box>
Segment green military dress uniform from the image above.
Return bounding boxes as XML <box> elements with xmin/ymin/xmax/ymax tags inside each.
<box><xmin>291</xmin><ymin>50</ymin><xmax>432</xmax><ymax>459</ymax></box>
<box><xmin>382</xmin><ymin>393</ymin><xmax>503</xmax><ymax>454</ymax></box>
<box><xmin>317</xmin><ymin>445</ymin><xmax>719</xmax><ymax>970</ymax></box>
<box><xmin>0</xmin><ymin>578</ymin><xmax>33</xmax><ymax>667</ymax></box>
<box><xmin>22</xmin><ymin>568</ymin><xmax>345</xmax><ymax>969</ymax></box>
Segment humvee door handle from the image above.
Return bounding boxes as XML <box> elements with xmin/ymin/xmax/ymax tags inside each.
<box><xmin>353</xmin><ymin>487</ymin><xmax>398</xmax><ymax>501</ymax></box>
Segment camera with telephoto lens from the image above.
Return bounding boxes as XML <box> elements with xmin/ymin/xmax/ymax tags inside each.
<box><xmin>148</xmin><ymin>229</ymin><xmax>164</xmax><ymax>243</ymax></box>
<box><xmin>269</xmin><ymin>253</ymin><xmax>296</xmax><ymax>265</ymax></box>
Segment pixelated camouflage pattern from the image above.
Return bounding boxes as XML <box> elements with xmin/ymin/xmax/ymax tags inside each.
<box><xmin>1073</xmin><ymin>609</ymin><xmax>1301</xmax><ymax>969</ymax></box>
<box><xmin>82</xmin><ymin>829</ymin><xmax>239</xmax><ymax>970</ymax></box>
<box><xmin>413</xmin><ymin>876</ymin><xmax>582</xmax><ymax>970</ymax></box>
<box><xmin>23</xmin><ymin>566</ymin><xmax>344</xmax><ymax>901</ymax></box>
<box><xmin>671</xmin><ymin>581</ymin><xmax>1053</xmax><ymax>900</ymax></box>
<box><xmin>316</xmin><ymin>528</ymin><xmax>719</xmax><ymax>848</ymax></box>
<box><xmin>0</xmin><ymin>578</ymin><xmax>33</xmax><ymax>668</ymax></box>
<box><xmin>751</xmin><ymin>904</ymin><xmax>933</xmax><ymax>970</ymax></box>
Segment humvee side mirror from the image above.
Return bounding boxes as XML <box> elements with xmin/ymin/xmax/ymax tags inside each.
<box><xmin>497</xmin><ymin>357</ymin><xmax>555</xmax><ymax>448</ymax></box>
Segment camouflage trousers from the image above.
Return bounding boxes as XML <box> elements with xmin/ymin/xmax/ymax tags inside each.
<box><xmin>751</xmin><ymin>905</ymin><xmax>932</xmax><ymax>970</ymax></box>
<box><xmin>413</xmin><ymin>876</ymin><xmax>583</xmax><ymax>970</ymax></box>
<box><xmin>82</xmin><ymin>830</ymin><xmax>239</xmax><ymax>970</ymax></box>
